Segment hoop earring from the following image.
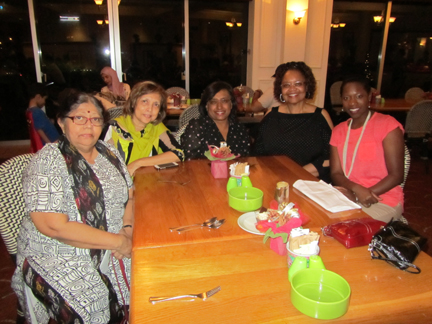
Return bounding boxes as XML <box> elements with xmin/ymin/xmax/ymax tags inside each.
<box><xmin>279</xmin><ymin>94</ymin><xmax>286</xmax><ymax>103</ymax></box>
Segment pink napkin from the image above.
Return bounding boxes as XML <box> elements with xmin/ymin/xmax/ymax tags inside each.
<box><xmin>262</xmin><ymin>218</ymin><xmax>302</xmax><ymax>256</ymax></box>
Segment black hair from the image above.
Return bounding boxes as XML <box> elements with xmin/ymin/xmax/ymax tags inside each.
<box><xmin>27</xmin><ymin>83</ymin><xmax>48</xmax><ymax>100</ymax></box>
<box><xmin>199</xmin><ymin>81</ymin><xmax>237</xmax><ymax>122</ymax></box>
<box><xmin>340</xmin><ymin>75</ymin><xmax>372</xmax><ymax>96</ymax></box>
<box><xmin>57</xmin><ymin>90</ymin><xmax>108</xmax><ymax>123</ymax></box>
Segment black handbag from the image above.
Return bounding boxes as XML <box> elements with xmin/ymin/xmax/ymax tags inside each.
<box><xmin>368</xmin><ymin>219</ymin><xmax>427</xmax><ymax>274</ymax></box>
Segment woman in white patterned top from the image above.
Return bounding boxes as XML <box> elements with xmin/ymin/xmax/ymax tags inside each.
<box><xmin>12</xmin><ymin>91</ymin><xmax>134</xmax><ymax>323</ymax></box>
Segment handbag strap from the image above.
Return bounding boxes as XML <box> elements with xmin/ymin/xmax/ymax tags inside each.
<box><xmin>370</xmin><ymin>248</ymin><xmax>421</xmax><ymax>274</ymax></box>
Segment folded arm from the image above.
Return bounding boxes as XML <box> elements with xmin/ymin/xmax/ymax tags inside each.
<box><xmin>330</xmin><ymin>127</ymin><xmax>404</xmax><ymax>206</ymax></box>
<box><xmin>30</xmin><ymin>212</ymin><xmax>132</xmax><ymax>258</ymax></box>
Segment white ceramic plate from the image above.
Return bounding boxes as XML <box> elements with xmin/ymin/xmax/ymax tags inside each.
<box><xmin>237</xmin><ymin>212</ymin><xmax>264</xmax><ymax>235</ymax></box>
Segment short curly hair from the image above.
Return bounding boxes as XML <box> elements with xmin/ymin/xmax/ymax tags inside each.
<box><xmin>273</xmin><ymin>61</ymin><xmax>316</xmax><ymax>101</ymax></box>
<box><xmin>123</xmin><ymin>81</ymin><xmax>167</xmax><ymax>125</ymax></box>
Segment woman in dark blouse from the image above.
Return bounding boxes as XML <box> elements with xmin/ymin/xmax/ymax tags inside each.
<box><xmin>181</xmin><ymin>81</ymin><xmax>250</xmax><ymax>160</ymax></box>
<box><xmin>254</xmin><ymin>62</ymin><xmax>333</xmax><ymax>182</ymax></box>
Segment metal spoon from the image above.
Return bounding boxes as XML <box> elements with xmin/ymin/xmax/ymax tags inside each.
<box><xmin>169</xmin><ymin>217</ymin><xmax>218</xmax><ymax>231</ymax></box>
<box><xmin>176</xmin><ymin>219</ymin><xmax>225</xmax><ymax>232</ymax></box>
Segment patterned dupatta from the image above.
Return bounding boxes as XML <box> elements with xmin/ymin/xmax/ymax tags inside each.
<box><xmin>58</xmin><ymin>135</ymin><xmax>128</xmax><ymax>267</ymax></box>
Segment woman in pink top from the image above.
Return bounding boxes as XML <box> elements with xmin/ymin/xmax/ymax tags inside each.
<box><xmin>330</xmin><ymin>76</ymin><xmax>405</xmax><ymax>222</ymax></box>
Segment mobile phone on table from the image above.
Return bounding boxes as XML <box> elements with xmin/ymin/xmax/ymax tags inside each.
<box><xmin>154</xmin><ymin>162</ymin><xmax>179</xmax><ymax>170</ymax></box>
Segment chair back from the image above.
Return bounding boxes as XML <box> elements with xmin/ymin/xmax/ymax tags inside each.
<box><xmin>166</xmin><ymin>87</ymin><xmax>190</xmax><ymax>99</ymax></box>
<box><xmin>330</xmin><ymin>81</ymin><xmax>343</xmax><ymax>111</ymax></box>
<box><xmin>0</xmin><ymin>154</ymin><xmax>34</xmax><ymax>263</ymax></box>
<box><xmin>25</xmin><ymin>110</ymin><xmax>43</xmax><ymax>153</ymax></box>
<box><xmin>175</xmin><ymin>104</ymin><xmax>200</xmax><ymax>144</ymax></box>
<box><xmin>108</xmin><ymin>107</ymin><xmax>124</xmax><ymax>121</ymax></box>
<box><xmin>405</xmin><ymin>87</ymin><xmax>425</xmax><ymax>103</ymax></box>
<box><xmin>405</xmin><ymin>100</ymin><xmax>432</xmax><ymax>138</ymax></box>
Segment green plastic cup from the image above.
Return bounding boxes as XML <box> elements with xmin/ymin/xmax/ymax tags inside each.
<box><xmin>241</xmin><ymin>176</ymin><xmax>253</xmax><ymax>188</ymax></box>
<box><xmin>291</xmin><ymin>269</ymin><xmax>351</xmax><ymax>320</ymax></box>
<box><xmin>227</xmin><ymin>177</ymin><xmax>238</xmax><ymax>192</ymax></box>
<box><xmin>228</xmin><ymin>187</ymin><xmax>263</xmax><ymax>212</ymax></box>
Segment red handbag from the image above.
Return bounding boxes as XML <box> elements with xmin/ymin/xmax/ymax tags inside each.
<box><xmin>322</xmin><ymin>218</ymin><xmax>386</xmax><ymax>249</ymax></box>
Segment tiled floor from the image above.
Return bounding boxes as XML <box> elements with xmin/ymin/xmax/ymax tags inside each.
<box><xmin>0</xmin><ymin>142</ymin><xmax>430</xmax><ymax>322</ymax></box>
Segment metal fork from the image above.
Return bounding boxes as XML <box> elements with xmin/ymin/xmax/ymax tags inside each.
<box><xmin>149</xmin><ymin>286</ymin><xmax>221</xmax><ymax>304</ymax></box>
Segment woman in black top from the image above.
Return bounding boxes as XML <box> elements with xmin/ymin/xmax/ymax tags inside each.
<box><xmin>181</xmin><ymin>81</ymin><xmax>250</xmax><ymax>160</ymax></box>
<box><xmin>254</xmin><ymin>62</ymin><xmax>333</xmax><ymax>182</ymax></box>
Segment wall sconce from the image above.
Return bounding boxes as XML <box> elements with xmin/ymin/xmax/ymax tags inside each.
<box><xmin>96</xmin><ymin>20</ymin><xmax>103</xmax><ymax>25</ymax></box>
<box><xmin>105</xmin><ymin>19</ymin><xmax>109</xmax><ymax>24</ymax></box>
<box><xmin>389</xmin><ymin>17</ymin><xmax>396</xmax><ymax>23</ymax></box>
<box><xmin>94</xmin><ymin>0</ymin><xmax>103</xmax><ymax>5</ymax></box>
<box><xmin>293</xmin><ymin>11</ymin><xmax>306</xmax><ymax>25</ymax></box>
<box><xmin>287</xmin><ymin>0</ymin><xmax>308</xmax><ymax>25</ymax></box>
<box><xmin>373</xmin><ymin>16</ymin><xmax>383</xmax><ymax>23</ymax></box>
<box><xmin>339</xmin><ymin>23</ymin><xmax>346</xmax><ymax>27</ymax></box>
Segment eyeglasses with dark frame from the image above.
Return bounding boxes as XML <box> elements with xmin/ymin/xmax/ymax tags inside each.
<box><xmin>65</xmin><ymin>116</ymin><xmax>104</xmax><ymax>126</ymax></box>
<box><xmin>281</xmin><ymin>81</ymin><xmax>306</xmax><ymax>89</ymax></box>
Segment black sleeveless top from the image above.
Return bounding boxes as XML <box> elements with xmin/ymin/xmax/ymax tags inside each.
<box><xmin>254</xmin><ymin>107</ymin><xmax>331</xmax><ymax>182</ymax></box>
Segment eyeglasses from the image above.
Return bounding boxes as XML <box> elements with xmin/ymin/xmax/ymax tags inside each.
<box><xmin>65</xmin><ymin>116</ymin><xmax>104</xmax><ymax>126</ymax></box>
<box><xmin>208</xmin><ymin>98</ymin><xmax>232</xmax><ymax>107</ymax></box>
<box><xmin>281</xmin><ymin>81</ymin><xmax>306</xmax><ymax>89</ymax></box>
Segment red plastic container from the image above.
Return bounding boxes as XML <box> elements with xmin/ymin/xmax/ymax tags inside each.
<box><xmin>322</xmin><ymin>218</ymin><xmax>386</xmax><ymax>249</ymax></box>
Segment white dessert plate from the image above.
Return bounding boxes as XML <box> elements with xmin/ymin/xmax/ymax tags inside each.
<box><xmin>237</xmin><ymin>212</ymin><xmax>264</xmax><ymax>235</ymax></box>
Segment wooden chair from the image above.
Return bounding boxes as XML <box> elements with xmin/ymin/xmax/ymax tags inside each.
<box><xmin>0</xmin><ymin>153</ymin><xmax>34</xmax><ymax>264</ymax></box>
<box><xmin>405</xmin><ymin>87</ymin><xmax>425</xmax><ymax>103</ymax></box>
<box><xmin>25</xmin><ymin>110</ymin><xmax>43</xmax><ymax>153</ymax></box>
<box><xmin>405</xmin><ymin>100</ymin><xmax>432</xmax><ymax>173</ymax></box>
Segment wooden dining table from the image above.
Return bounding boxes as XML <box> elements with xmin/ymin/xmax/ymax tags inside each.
<box><xmin>130</xmin><ymin>156</ymin><xmax>432</xmax><ymax>323</ymax></box>
<box><xmin>369</xmin><ymin>98</ymin><xmax>414</xmax><ymax>112</ymax></box>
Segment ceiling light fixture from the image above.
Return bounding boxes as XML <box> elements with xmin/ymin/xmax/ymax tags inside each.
<box><xmin>226</xmin><ymin>18</ymin><xmax>241</xmax><ymax>28</ymax></box>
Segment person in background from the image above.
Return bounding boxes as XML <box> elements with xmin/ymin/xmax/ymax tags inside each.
<box><xmin>27</xmin><ymin>83</ymin><xmax>60</xmax><ymax>144</ymax></box>
<box><xmin>104</xmin><ymin>81</ymin><xmax>184</xmax><ymax>175</ymax></box>
<box><xmin>181</xmin><ymin>81</ymin><xmax>250</xmax><ymax>160</ymax></box>
<box><xmin>13</xmin><ymin>91</ymin><xmax>133</xmax><ymax>322</ymax></box>
<box><xmin>243</xmin><ymin>66</ymin><xmax>285</xmax><ymax>114</ymax></box>
<box><xmin>330</xmin><ymin>75</ymin><xmax>405</xmax><ymax>222</ymax></box>
<box><xmin>100</xmin><ymin>66</ymin><xmax>131</xmax><ymax>104</ymax></box>
<box><xmin>254</xmin><ymin>61</ymin><xmax>333</xmax><ymax>182</ymax></box>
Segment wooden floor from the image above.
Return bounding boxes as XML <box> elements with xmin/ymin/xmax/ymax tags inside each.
<box><xmin>0</xmin><ymin>141</ymin><xmax>430</xmax><ymax>322</ymax></box>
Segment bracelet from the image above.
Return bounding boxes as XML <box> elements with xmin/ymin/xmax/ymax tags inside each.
<box><xmin>352</xmin><ymin>191</ymin><xmax>359</xmax><ymax>203</ymax></box>
<box><xmin>123</xmin><ymin>225</ymin><xmax>132</xmax><ymax>228</ymax></box>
